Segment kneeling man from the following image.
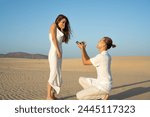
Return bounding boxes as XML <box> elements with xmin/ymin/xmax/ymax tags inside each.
<box><xmin>76</xmin><ymin>37</ymin><xmax>116</xmax><ymax>100</ymax></box>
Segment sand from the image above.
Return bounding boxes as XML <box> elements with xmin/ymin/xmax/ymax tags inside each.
<box><xmin>0</xmin><ymin>57</ymin><xmax>149</xmax><ymax>100</ymax></box>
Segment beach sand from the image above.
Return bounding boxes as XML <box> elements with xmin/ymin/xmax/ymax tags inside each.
<box><xmin>0</xmin><ymin>57</ymin><xmax>149</xmax><ymax>100</ymax></box>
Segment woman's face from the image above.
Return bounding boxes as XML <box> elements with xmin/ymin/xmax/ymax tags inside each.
<box><xmin>97</xmin><ymin>39</ymin><xmax>106</xmax><ymax>50</ymax></box>
<box><xmin>58</xmin><ymin>18</ymin><xmax>66</xmax><ymax>30</ymax></box>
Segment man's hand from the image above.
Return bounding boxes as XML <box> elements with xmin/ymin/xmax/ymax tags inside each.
<box><xmin>77</xmin><ymin>41</ymin><xmax>86</xmax><ymax>49</ymax></box>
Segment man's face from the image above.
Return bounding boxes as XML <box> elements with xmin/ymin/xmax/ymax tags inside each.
<box><xmin>96</xmin><ymin>39</ymin><xmax>106</xmax><ymax>49</ymax></box>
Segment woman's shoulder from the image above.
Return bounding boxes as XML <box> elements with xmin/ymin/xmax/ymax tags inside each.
<box><xmin>50</xmin><ymin>23</ymin><xmax>57</xmax><ymax>30</ymax></box>
<box><xmin>51</xmin><ymin>23</ymin><xmax>56</xmax><ymax>28</ymax></box>
<box><xmin>49</xmin><ymin>23</ymin><xmax>56</xmax><ymax>33</ymax></box>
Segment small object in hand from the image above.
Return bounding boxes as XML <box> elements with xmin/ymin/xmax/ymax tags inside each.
<box><xmin>76</xmin><ymin>41</ymin><xmax>80</xmax><ymax>44</ymax></box>
<box><xmin>76</xmin><ymin>41</ymin><xmax>85</xmax><ymax>45</ymax></box>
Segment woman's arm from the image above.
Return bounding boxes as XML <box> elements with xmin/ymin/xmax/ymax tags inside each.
<box><xmin>78</xmin><ymin>43</ymin><xmax>92</xmax><ymax>65</ymax></box>
<box><xmin>50</xmin><ymin>23</ymin><xmax>62</xmax><ymax>58</ymax></box>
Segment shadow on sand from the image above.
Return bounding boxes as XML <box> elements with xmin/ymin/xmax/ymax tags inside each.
<box><xmin>59</xmin><ymin>80</ymin><xmax>150</xmax><ymax>100</ymax></box>
<box><xmin>110</xmin><ymin>80</ymin><xmax>150</xmax><ymax>99</ymax></box>
<box><xmin>112</xmin><ymin>80</ymin><xmax>150</xmax><ymax>89</ymax></box>
<box><xmin>110</xmin><ymin>87</ymin><xmax>150</xmax><ymax>100</ymax></box>
<box><xmin>59</xmin><ymin>95</ymin><xmax>76</xmax><ymax>100</ymax></box>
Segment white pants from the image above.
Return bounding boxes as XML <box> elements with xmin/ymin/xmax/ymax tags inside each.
<box><xmin>76</xmin><ymin>77</ymin><xmax>109</xmax><ymax>100</ymax></box>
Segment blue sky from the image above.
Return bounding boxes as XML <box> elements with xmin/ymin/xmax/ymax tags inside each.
<box><xmin>0</xmin><ymin>0</ymin><xmax>150</xmax><ymax>58</ymax></box>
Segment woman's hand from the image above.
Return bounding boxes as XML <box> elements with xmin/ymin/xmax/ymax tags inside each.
<box><xmin>57</xmin><ymin>50</ymin><xmax>62</xmax><ymax>59</ymax></box>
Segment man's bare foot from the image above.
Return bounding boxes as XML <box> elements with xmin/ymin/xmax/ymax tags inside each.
<box><xmin>101</xmin><ymin>94</ymin><xmax>109</xmax><ymax>100</ymax></box>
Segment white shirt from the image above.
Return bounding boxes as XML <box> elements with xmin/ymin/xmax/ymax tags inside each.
<box><xmin>90</xmin><ymin>51</ymin><xmax>112</xmax><ymax>93</ymax></box>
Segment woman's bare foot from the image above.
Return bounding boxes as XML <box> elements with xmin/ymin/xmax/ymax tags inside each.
<box><xmin>46</xmin><ymin>96</ymin><xmax>54</xmax><ymax>100</ymax></box>
<box><xmin>47</xmin><ymin>88</ymin><xmax>58</xmax><ymax>100</ymax></box>
<box><xmin>101</xmin><ymin>94</ymin><xmax>109</xmax><ymax>100</ymax></box>
<box><xmin>52</xmin><ymin>95</ymin><xmax>58</xmax><ymax>100</ymax></box>
<box><xmin>51</xmin><ymin>93</ymin><xmax>58</xmax><ymax>100</ymax></box>
<box><xmin>47</xmin><ymin>91</ymin><xmax>55</xmax><ymax>100</ymax></box>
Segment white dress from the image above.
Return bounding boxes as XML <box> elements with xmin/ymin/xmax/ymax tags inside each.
<box><xmin>48</xmin><ymin>28</ymin><xmax>64</xmax><ymax>94</ymax></box>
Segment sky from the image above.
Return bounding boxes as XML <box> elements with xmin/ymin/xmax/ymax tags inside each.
<box><xmin>0</xmin><ymin>0</ymin><xmax>150</xmax><ymax>58</ymax></box>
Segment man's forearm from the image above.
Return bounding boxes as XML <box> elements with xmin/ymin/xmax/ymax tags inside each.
<box><xmin>81</xmin><ymin>48</ymin><xmax>90</xmax><ymax>64</ymax></box>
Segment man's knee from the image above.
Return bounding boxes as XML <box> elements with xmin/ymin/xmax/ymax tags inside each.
<box><xmin>76</xmin><ymin>92</ymin><xmax>81</xmax><ymax>100</ymax></box>
<box><xmin>76</xmin><ymin>91</ymin><xmax>84</xmax><ymax>100</ymax></box>
<box><xmin>79</xmin><ymin>77</ymin><xmax>84</xmax><ymax>85</ymax></box>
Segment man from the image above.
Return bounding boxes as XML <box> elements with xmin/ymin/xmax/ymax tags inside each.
<box><xmin>76</xmin><ymin>37</ymin><xmax>116</xmax><ymax>100</ymax></box>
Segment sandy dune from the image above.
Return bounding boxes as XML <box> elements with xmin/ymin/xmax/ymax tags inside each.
<box><xmin>0</xmin><ymin>57</ymin><xmax>149</xmax><ymax>100</ymax></box>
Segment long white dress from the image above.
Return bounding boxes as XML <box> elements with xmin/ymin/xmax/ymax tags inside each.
<box><xmin>48</xmin><ymin>28</ymin><xmax>64</xmax><ymax>94</ymax></box>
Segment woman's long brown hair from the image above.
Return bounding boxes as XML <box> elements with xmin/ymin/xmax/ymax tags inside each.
<box><xmin>55</xmin><ymin>14</ymin><xmax>71</xmax><ymax>43</ymax></box>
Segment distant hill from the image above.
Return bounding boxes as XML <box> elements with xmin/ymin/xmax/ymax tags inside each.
<box><xmin>0</xmin><ymin>52</ymin><xmax>48</xmax><ymax>59</ymax></box>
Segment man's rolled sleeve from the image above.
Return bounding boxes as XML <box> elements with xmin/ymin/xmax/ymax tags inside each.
<box><xmin>90</xmin><ymin>54</ymin><xmax>101</xmax><ymax>67</ymax></box>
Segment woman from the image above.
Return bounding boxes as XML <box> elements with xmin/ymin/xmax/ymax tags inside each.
<box><xmin>47</xmin><ymin>14</ymin><xmax>71</xmax><ymax>100</ymax></box>
<box><xmin>76</xmin><ymin>37</ymin><xmax>116</xmax><ymax>100</ymax></box>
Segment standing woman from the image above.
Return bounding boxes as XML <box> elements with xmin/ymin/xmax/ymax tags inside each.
<box><xmin>47</xmin><ymin>14</ymin><xmax>71</xmax><ymax>100</ymax></box>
